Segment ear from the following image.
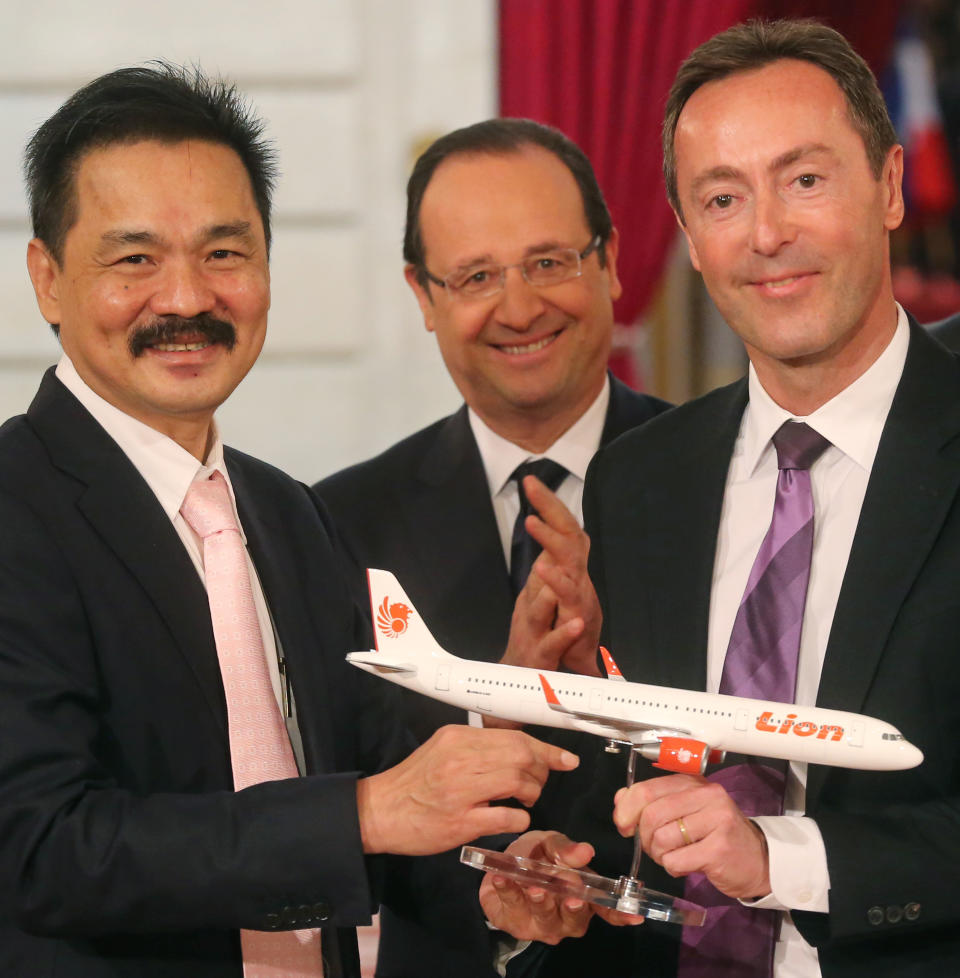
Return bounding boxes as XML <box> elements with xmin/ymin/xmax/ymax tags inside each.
<box><xmin>26</xmin><ymin>238</ymin><xmax>63</xmax><ymax>327</ymax></box>
<box><xmin>881</xmin><ymin>144</ymin><xmax>905</xmax><ymax>232</ymax></box>
<box><xmin>603</xmin><ymin>227</ymin><xmax>623</xmax><ymax>302</ymax></box>
<box><xmin>674</xmin><ymin>208</ymin><xmax>702</xmax><ymax>272</ymax></box>
<box><xmin>404</xmin><ymin>263</ymin><xmax>437</xmax><ymax>332</ymax></box>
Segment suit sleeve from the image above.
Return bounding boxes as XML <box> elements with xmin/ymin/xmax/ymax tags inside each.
<box><xmin>0</xmin><ymin>486</ymin><xmax>381</xmax><ymax>938</ymax></box>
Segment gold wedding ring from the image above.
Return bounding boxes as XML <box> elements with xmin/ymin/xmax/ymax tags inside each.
<box><xmin>677</xmin><ymin>817</ymin><xmax>693</xmax><ymax>846</ymax></box>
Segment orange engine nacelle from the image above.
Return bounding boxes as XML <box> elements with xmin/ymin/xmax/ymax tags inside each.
<box><xmin>639</xmin><ymin>737</ymin><xmax>711</xmax><ymax>775</ymax></box>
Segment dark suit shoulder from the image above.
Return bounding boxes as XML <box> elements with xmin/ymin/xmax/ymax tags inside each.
<box><xmin>0</xmin><ymin>412</ymin><xmax>40</xmax><ymax>478</ymax></box>
<box><xmin>604</xmin><ymin>375</ymin><xmax>671</xmax><ymax>443</ymax></box>
<box><xmin>599</xmin><ymin>378</ymin><xmax>745</xmax><ymax>469</ymax></box>
<box><xmin>313</xmin><ymin>413</ymin><xmax>456</xmax><ymax>503</ymax></box>
<box><xmin>927</xmin><ymin>311</ymin><xmax>960</xmax><ymax>353</ymax></box>
<box><xmin>225</xmin><ymin>444</ymin><xmax>324</xmax><ymax>515</ymax></box>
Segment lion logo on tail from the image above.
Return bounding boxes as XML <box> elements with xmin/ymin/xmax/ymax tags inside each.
<box><xmin>377</xmin><ymin>596</ymin><xmax>412</xmax><ymax>638</ymax></box>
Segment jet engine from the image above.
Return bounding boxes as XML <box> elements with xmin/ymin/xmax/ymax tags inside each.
<box><xmin>638</xmin><ymin>737</ymin><xmax>715</xmax><ymax>775</ymax></box>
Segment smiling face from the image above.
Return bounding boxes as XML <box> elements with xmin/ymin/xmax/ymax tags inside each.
<box><xmin>27</xmin><ymin>138</ymin><xmax>270</xmax><ymax>458</ymax></box>
<box><xmin>673</xmin><ymin>59</ymin><xmax>903</xmax><ymax>410</ymax></box>
<box><xmin>405</xmin><ymin>146</ymin><xmax>621</xmax><ymax>450</ymax></box>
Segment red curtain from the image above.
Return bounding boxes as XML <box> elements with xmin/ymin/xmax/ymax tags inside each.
<box><xmin>499</xmin><ymin>0</ymin><xmax>902</xmax><ymax>384</ymax></box>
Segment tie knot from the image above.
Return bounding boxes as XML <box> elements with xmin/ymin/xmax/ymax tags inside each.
<box><xmin>772</xmin><ymin>421</ymin><xmax>830</xmax><ymax>471</ymax></box>
<box><xmin>180</xmin><ymin>471</ymin><xmax>238</xmax><ymax>539</ymax></box>
<box><xmin>511</xmin><ymin>458</ymin><xmax>568</xmax><ymax>494</ymax></box>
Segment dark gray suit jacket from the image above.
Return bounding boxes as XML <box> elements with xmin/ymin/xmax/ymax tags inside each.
<box><xmin>316</xmin><ymin>376</ymin><xmax>671</xmax><ymax>978</ymax></box>
<box><xmin>0</xmin><ymin>370</ymin><xmax>408</xmax><ymax>977</ymax></box>
<box><xmin>567</xmin><ymin>320</ymin><xmax>960</xmax><ymax>977</ymax></box>
<box><xmin>927</xmin><ymin>311</ymin><xmax>960</xmax><ymax>351</ymax></box>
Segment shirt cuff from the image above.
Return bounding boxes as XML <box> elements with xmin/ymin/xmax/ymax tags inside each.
<box><xmin>742</xmin><ymin>816</ymin><xmax>830</xmax><ymax>913</ymax></box>
<box><xmin>491</xmin><ymin>933</ymin><xmax>533</xmax><ymax>976</ymax></box>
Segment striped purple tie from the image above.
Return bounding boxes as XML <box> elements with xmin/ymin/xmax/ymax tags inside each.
<box><xmin>678</xmin><ymin>421</ymin><xmax>830</xmax><ymax>978</ymax></box>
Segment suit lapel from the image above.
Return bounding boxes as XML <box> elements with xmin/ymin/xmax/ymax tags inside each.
<box><xmin>403</xmin><ymin>408</ymin><xmax>514</xmax><ymax>659</ymax></box>
<box><xmin>640</xmin><ymin>384</ymin><xmax>747</xmax><ymax>691</ymax></box>
<box><xmin>230</xmin><ymin>471</ymin><xmax>338</xmax><ymax>774</ymax></box>
<box><xmin>808</xmin><ymin>325</ymin><xmax>960</xmax><ymax>802</ymax></box>
<box><xmin>27</xmin><ymin>371</ymin><xmax>228</xmax><ymax>735</ymax></box>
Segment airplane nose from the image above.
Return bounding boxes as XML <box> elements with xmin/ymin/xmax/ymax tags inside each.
<box><xmin>901</xmin><ymin>742</ymin><xmax>924</xmax><ymax>769</ymax></box>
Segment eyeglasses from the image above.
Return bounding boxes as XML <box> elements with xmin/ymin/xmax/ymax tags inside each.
<box><xmin>423</xmin><ymin>235</ymin><xmax>602</xmax><ymax>299</ymax></box>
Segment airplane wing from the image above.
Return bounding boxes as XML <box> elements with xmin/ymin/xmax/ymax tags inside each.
<box><xmin>537</xmin><ymin>674</ymin><xmax>692</xmax><ymax>736</ymax></box>
<box><xmin>346</xmin><ymin>650</ymin><xmax>417</xmax><ymax>675</ymax></box>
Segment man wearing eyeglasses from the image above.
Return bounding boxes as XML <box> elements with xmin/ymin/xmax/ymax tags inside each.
<box><xmin>315</xmin><ymin>119</ymin><xmax>669</xmax><ymax>977</ymax></box>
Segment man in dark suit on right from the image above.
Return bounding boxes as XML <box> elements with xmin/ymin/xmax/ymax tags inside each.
<box><xmin>316</xmin><ymin>120</ymin><xmax>669</xmax><ymax>976</ymax></box>
<box><xmin>506</xmin><ymin>18</ymin><xmax>960</xmax><ymax>978</ymax></box>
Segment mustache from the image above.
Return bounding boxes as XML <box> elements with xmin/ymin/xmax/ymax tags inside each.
<box><xmin>128</xmin><ymin>315</ymin><xmax>236</xmax><ymax>358</ymax></box>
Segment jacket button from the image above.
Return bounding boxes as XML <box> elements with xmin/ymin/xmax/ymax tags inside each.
<box><xmin>904</xmin><ymin>902</ymin><xmax>921</xmax><ymax>921</ymax></box>
<box><xmin>885</xmin><ymin>905</ymin><xmax>903</xmax><ymax>924</ymax></box>
<box><xmin>312</xmin><ymin>901</ymin><xmax>332</xmax><ymax>922</ymax></box>
<box><xmin>265</xmin><ymin>913</ymin><xmax>281</xmax><ymax>930</ymax></box>
<box><xmin>867</xmin><ymin>906</ymin><xmax>885</xmax><ymax>926</ymax></box>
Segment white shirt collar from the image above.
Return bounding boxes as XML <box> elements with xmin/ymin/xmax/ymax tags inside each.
<box><xmin>54</xmin><ymin>355</ymin><xmax>243</xmax><ymax>537</ymax></box>
<box><xmin>468</xmin><ymin>375</ymin><xmax>611</xmax><ymax>495</ymax></box>
<box><xmin>740</xmin><ymin>304</ymin><xmax>909</xmax><ymax>476</ymax></box>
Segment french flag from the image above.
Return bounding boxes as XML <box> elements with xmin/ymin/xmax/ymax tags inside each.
<box><xmin>883</xmin><ymin>22</ymin><xmax>956</xmax><ymax>220</ymax></box>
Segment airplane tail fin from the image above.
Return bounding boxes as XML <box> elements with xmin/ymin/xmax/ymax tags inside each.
<box><xmin>599</xmin><ymin>646</ymin><xmax>626</xmax><ymax>682</ymax></box>
<box><xmin>365</xmin><ymin>568</ymin><xmax>454</xmax><ymax>661</ymax></box>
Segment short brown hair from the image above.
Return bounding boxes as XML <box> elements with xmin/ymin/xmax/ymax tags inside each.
<box><xmin>663</xmin><ymin>19</ymin><xmax>897</xmax><ymax>221</ymax></box>
<box><xmin>404</xmin><ymin>118</ymin><xmax>613</xmax><ymax>288</ymax></box>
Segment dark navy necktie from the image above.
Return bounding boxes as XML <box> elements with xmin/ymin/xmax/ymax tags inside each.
<box><xmin>509</xmin><ymin>458</ymin><xmax>568</xmax><ymax>595</ymax></box>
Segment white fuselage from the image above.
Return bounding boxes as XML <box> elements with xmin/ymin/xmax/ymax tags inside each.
<box><xmin>350</xmin><ymin>651</ymin><xmax>920</xmax><ymax>772</ymax></box>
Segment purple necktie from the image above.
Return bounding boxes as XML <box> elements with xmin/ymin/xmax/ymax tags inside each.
<box><xmin>678</xmin><ymin>421</ymin><xmax>830</xmax><ymax>978</ymax></box>
<box><xmin>509</xmin><ymin>458</ymin><xmax>568</xmax><ymax>595</ymax></box>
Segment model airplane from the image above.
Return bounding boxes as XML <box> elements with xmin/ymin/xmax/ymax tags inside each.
<box><xmin>348</xmin><ymin>569</ymin><xmax>923</xmax><ymax>774</ymax></box>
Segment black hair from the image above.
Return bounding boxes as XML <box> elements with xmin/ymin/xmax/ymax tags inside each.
<box><xmin>25</xmin><ymin>61</ymin><xmax>277</xmax><ymax>263</ymax></box>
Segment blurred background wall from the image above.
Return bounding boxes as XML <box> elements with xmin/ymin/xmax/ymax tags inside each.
<box><xmin>2</xmin><ymin>0</ymin><xmax>958</xmax><ymax>478</ymax></box>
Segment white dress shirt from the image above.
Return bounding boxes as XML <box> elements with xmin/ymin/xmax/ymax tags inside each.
<box><xmin>54</xmin><ymin>355</ymin><xmax>288</xmax><ymax>714</ymax></box>
<box><xmin>707</xmin><ymin>307</ymin><xmax>909</xmax><ymax>977</ymax></box>
<box><xmin>469</xmin><ymin>375</ymin><xmax>611</xmax><ymax>566</ymax></box>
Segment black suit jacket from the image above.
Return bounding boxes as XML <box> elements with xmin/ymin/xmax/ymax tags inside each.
<box><xmin>564</xmin><ymin>320</ymin><xmax>960</xmax><ymax>977</ymax></box>
<box><xmin>927</xmin><ymin>311</ymin><xmax>960</xmax><ymax>352</ymax></box>
<box><xmin>0</xmin><ymin>370</ymin><xmax>408</xmax><ymax>977</ymax></box>
<box><xmin>316</xmin><ymin>376</ymin><xmax>670</xmax><ymax>977</ymax></box>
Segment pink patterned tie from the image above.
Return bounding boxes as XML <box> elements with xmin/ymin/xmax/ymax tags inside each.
<box><xmin>181</xmin><ymin>472</ymin><xmax>323</xmax><ymax>977</ymax></box>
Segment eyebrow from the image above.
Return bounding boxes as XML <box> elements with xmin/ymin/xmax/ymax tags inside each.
<box><xmin>689</xmin><ymin>143</ymin><xmax>837</xmax><ymax>196</ymax></box>
<box><xmin>451</xmin><ymin>240</ymin><xmax>573</xmax><ymax>268</ymax></box>
<box><xmin>770</xmin><ymin>143</ymin><xmax>835</xmax><ymax>171</ymax></box>
<box><xmin>98</xmin><ymin>221</ymin><xmax>256</xmax><ymax>250</ymax></box>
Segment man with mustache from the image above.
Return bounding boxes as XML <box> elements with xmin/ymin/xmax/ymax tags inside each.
<box><xmin>315</xmin><ymin>118</ymin><xmax>669</xmax><ymax>977</ymax></box>
<box><xmin>509</xmin><ymin>18</ymin><xmax>960</xmax><ymax>978</ymax></box>
<box><xmin>0</xmin><ymin>64</ymin><xmax>585</xmax><ymax>978</ymax></box>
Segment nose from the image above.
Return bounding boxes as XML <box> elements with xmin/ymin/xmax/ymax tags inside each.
<box><xmin>900</xmin><ymin>741</ymin><xmax>924</xmax><ymax>769</ymax></box>
<box><xmin>148</xmin><ymin>257</ymin><xmax>217</xmax><ymax>318</ymax></box>
<box><xmin>492</xmin><ymin>266</ymin><xmax>546</xmax><ymax>331</ymax></box>
<box><xmin>749</xmin><ymin>189</ymin><xmax>797</xmax><ymax>256</ymax></box>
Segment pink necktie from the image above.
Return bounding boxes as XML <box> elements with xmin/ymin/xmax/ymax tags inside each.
<box><xmin>181</xmin><ymin>472</ymin><xmax>323</xmax><ymax>977</ymax></box>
